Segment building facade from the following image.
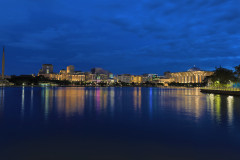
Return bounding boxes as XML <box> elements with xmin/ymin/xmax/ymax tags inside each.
<box><xmin>116</xmin><ymin>74</ymin><xmax>131</xmax><ymax>83</ymax></box>
<box><xmin>170</xmin><ymin>67</ymin><xmax>213</xmax><ymax>83</ymax></box>
<box><xmin>67</xmin><ymin>65</ymin><xmax>75</xmax><ymax>74</ymax></box>
<box><xmin>39</xmin><ymin>64</ymin><xmax>53</xmax><ymax>74</ymax></box>
<box><xmin>130</xmin><ymin>75</ymin><xmax>142</xmax><ymax>83</ymax></box>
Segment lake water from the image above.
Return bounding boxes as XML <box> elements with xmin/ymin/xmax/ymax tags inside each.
<box><xmin>0</xmin><ymin>87</ymin><xmax>240</xmax><ymax>160</ymax></box>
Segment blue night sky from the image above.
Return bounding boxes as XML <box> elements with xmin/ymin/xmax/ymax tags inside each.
<box><xmin>0</xmin><ymin>0</ymin><xmax>240</xmax><ymax>75</ymax></box>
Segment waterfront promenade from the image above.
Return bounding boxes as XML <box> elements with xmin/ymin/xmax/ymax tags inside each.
<box><xmin>201</xmin><ymin>87</ymin><xmax>240</xmax><ymax>96</ymax></box>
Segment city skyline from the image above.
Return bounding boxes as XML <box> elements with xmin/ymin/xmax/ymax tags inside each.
<box><xmin>0</xmin><ymin>48</ymin><xmax>236</xmax><ymax>76</ymax></box>
<box><xmin>0</xmin><ymin>0</ymin><xmax>239</xmax><ymax>75</ymax></box>
<box><xmin>1</xmin><ymin>1</ymin><xmax>240</xmax><ymax>159</ymax></box>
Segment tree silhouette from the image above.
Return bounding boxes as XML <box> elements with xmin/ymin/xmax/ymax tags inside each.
<box><xmin>210</xmin><ymin>67</ymin><xmax>237</xmax><ymax>84</ymax></box>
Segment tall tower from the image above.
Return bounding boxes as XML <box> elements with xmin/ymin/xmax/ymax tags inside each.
<box><xmin>2</xmin><ymin>47</ymin><xmax>5</xmax><ymax>79</ymax></box>
<box><xmin>67</xmin><ymin>65</ymin><xmax>75</xmax><ymax>74</ymax></box>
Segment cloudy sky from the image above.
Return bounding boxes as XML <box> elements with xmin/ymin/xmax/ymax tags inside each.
<box><xmin>0</xmin><ymin>0</ymin><xmax>240</xmax><ymax>75</ymax></box>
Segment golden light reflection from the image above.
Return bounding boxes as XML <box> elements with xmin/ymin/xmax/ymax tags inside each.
<box><xmin>44</xmin><ymin>88</ymin><xmax>49</xmax><ymax>120</ymax></box>
<box><xmin>95</xmin><ymin>88</ymin><xmax>101</xmax><ymax>112</ymax></box>
<box><xmin>133</xmin><ymin>87</ymin><xmax>141</xmax><ymax>111</ymax></box>
<box><xmin>12</xmin><ymin>87</ymin><xmax>238</xmax><ymax>126</ymax></box>
<box><xmin>41</xmin><ymin>87</ymin><xmax>54</xmax><ymax>120</ymax></box>
<box><xmin>102</xmin><ymin>89</ymin><xmax>108</xmax><ymax>110</ymax></box>
<box><xmin>194</xmin><ymin>93</ymin><xmax>200</xmax><ymax>119</ymax></box>
<box><xmin>158</xmin><ymin>89</ymin><xmax>237</xmax><ymax>123</ymax></box>
<box><xmin>56</xmin><ymin>88</ymin><xmax>85</xmax><ymax>117</ymax></box>
<box><xmin>209</xmin><ymin>94</ymin><xmax>215</xmax><ymax>118</ymax></box>
<box><xmin>227</xmin><ymin>96</ymin><xmax>234</xmax><ymax>126</ymax></box>
<box><xmin>215</xmin><ymin>95</ymin><xmax>221</xmax><ymax>123</ymax></box>
<box><xmin>109</xmin><ymin>87</ymin><xmax>115</xmax><ymax>109</ymax></box>
<box><xmin>205</xmin><ymin>94</ymin><xmax>236</xmax><ymax>126</ymax></box>
<box><xmin>165</xmin><ymin>89</ymin><xmax>204</xmax><ymax>120</ymax></box>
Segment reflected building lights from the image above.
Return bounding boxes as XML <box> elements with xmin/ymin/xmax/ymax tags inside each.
<box><xmin>138</xmin><ymin>88</ymin><xmax>141</xmax><ymax>110</ymax></box>
<box><xmin>209</xmin><ymin>94</ymin><xmax>215</xmax><ymax>118</ymax></box>
<box><xmin>133</xmin><ymin>88</ymin><xmax>137</xmax><ymax>109</ymax></box>
<box><xmin>110</xmin><ymin>87</ymin><xmax>115</xmax><ymax>109</ymax></box>
<box><xmin>30</xmin><ymin>87</ymin><xmax>34</xmax><ymax>115</ymax></box>
<box><xmin>206</xmin><ymin>94</ymin><xmax>236</xmax><ymax>126</ymax></box>
<box><xmin>4</xmin><ymin>87</ymin><xmax>237</xmax><ymax>128</ymax></box>
<box><xmin>206</xmin><ymin>94</ymin><xmax>215</xmax><ymax>121</ymax></box>
<box><xmin>0</xmin><ymin>88</ymin><xmax>4</xmax><ymax>117</ymax></box>
<box><xmin>149</xmin><ymin>88</ymin><xmax>153</xmax><ymax>119</ymax></box>
<box><xmin>215</xmin><ymin>95</ymin><xmax>221</xmax><ymax>123</ymax></box>
<box><xmin>194</xmin><ymin>95</ymin><xmax>200</xmax><ymax>119</ymax></box>
<box><xmin>227</xmin><ymin>96</ymin><xmax>234</xmax><ymax>126</ymax></box>
<box><xmin>56</xmin><ymin>88</ymin><xmax>85</xmax><ymax>117</ymax></box>
<box><xmin>167</xmin><ymin>89</ymin><xmax>204</xmax><ymax>120</ymax></box>
<box><xmin>109</xmin><ymin>88</ymin><xmax>115</xmax><ymax>117</ymax></box>
<box><xmin>133</xmin><ymin>87</ymin><xmax>142</xmax><ymax>112</ymax></box>
<box><xmin>44</xmin><ymin>88</ymin><xmax>50</xmax><ymax>120</ymax></box>
<box><xmin>96</xmin><ymin>88</ymin><xmax>101</xmax><ymax>112</ymax></box>
<box><xmin>21</xmin><ymin>87</ymin><xmax>25</xmax><ymax>118</ymax></box>
<box><xmin>103</xmin><ymin>89</ymin><xmax>108</xmax><ymax>110</ymax></box>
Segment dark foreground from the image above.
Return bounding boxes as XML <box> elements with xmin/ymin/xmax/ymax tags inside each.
<box><xmin>0</xmin><ymin>87</ymin><xmax>240</xmax><ymax>160</ymax></box>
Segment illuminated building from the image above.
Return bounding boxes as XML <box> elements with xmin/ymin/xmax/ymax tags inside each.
<box><xmin>97</xmin><ymin>74</ymin><xmax>109</xmax><ymax>82</ymax></box>
<box><xmin>48</xmin><ymin>68</ymin><xmax>85</xmax><ymax>82</ymax></box>
<box><xmin>59</xmin><ymin>69</ymin><xmax>67</xmax><ymax>75</ymax></box>
<box><xmin>91</xmin><ymin>67</ymin><xmax>110</xmax><ymax>74</ymax></box>
<box><xmin>130</xmin><ymin>75</ymin><xmax>142</xmax><ymax>83</ymax></box>
<box><xmin>116</xmin><ymin>74</ymin><xmax>131</xmax><ymax>83</ymax></box>
<box><xmin>38</xmin><ymin>64</ymin><xmax>115</xmax><ymax>84</ymax></box>
<box><xmin>116</xmin><ymin>74</ymin><xmax>142</xmax><ymax>83</ymax></box>
<box><xmin>142</xmin><ymin>74</ymin><xmax>158</xmax><ymax>83</ymax></box>
<box><xmin>69</xmin><ymin>70</ymin><xmax>85</xmax><ymax>82</ymax></box>
<box><xmin>39</xmin><ymin>64</ymin><xmax>53</xmax><ymax>75</ymax></box>
<box><xmin>0</xmin><ymin>47</ymin><xmax>12</xmax><ymax>86</ymax></box>
<box><xmin>70</xmin><ymin>74</ymin><xmax>85</xmax><ymax>82</ymax></box>
<box><xmin>49</xmin><ymin>73</ymin><xmax>58</xmax><ymax>80</ymax></box>
<box><xmin>58</xmin><ymin>69</ymin><xmax>67</xmax><ymax>81</ymax></box>
<box><xmin>91</xmin><ymin>68</ymin><xmax>113</xmax><ymax>83</ymax></box>
<box><xmin>157</xmin><ymin>78</ymin><xmax>174</xmax><ymax>86</ymax></box>
<box><xmin>67</xmin><ymin>65</ymin><xmax>75</xmax><ymax>74</ymax></box>
<box><xmin>109</xmin><ymin>73</ymin><xmax>114</xmax><ymax>79</ymax></box>
<box><xmin>85</xmin><ymin>72</ymin><xmax>96</xmax><ymax>83</ymax></box>
<box><xmin>170</xmin><ymin>66</ymin><xmax>213</xmax><ymax>83</ymax></box>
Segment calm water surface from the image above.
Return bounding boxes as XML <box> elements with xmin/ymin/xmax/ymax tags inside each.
<box><xmin>0</xmin><ymin>87</ymin><xmax>240</xmax><ymax>160</ymax></box>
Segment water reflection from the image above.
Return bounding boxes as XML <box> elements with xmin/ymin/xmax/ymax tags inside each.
<box><xmin>56</xmin><ymin>88</ymin><xmax>85</xmax><ymax>117</ymax></box>
<box><xmin>21</xmin><ymin>87</ymin><xmax>25</xmax><ymax>118</ymax></box>
<box><xmin>41</xmin><ymin>87</ymin><xmax>54</xmax><ymax>120</ymax></box>
<box><xmin>30</xmin><ymin>87</ymin><xmax>34</xmax><ymax>115</ymax></box>
<box><xmin>215</xmin><ymin>95</ymin><xmax>221</xmax><ymax>123</ymax></box>
<box><xmin>3</xmin><ymin>87</ymin><xmax>240</xmax><ymax>128</ymax></box>
<box><xmin>2</xmin><ymin>87</ymin><xmax>240</xmax><ymax>160</ymax></box>
<box><xmin>159</xmin><ymin>89</ymin><xmax>204</xmax><ymax>120</ymax></box>
<box><xmin>227</xmin><ymin>96</ymin><xmax>234</xmax><ymax>126</ymax></box>
<box><xmin>206</xmin><ymin>93</ymin><xmax>236</xmax><ymax>126</ymax></box>
<box><xmin>133</xmin><ymin>87</ymin><xmax>141</xmax><ymax>112</ymax></box>
<box><xmin>149</xmin><ymin>88</ymin><xmax>153</xmax><ymax>119</ymax></box>
<box><xmin>0</xmin><ymin>88</ymin><xmax>4</xmax><ymax>118</ymax></box>
<box><xmin>110</xmin><ymin>87</ymin><xmax>115</xmax><ymax>113</ymax></box>
<box><xmin>95</xmin><ymin>88</ymin><xmax>100</xmax><ymax>112</ymax></box>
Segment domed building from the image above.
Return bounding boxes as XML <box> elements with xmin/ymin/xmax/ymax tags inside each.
<box><xmin>169</xmin><ymin>66</ymin><xmax>213</xmax><ymax>84</ymax></box>
<box><xmin>188</xmin><ymin>66</ymin><xmax>201</xmax><ymax>72</ymax></box>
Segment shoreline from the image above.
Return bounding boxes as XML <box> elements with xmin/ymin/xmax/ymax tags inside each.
<box><xmin>200</xmin><ymin>88</ymin><xmax>240</xmax><ymax>96</ymax></box>
<box><xmin>1</xmin><ymin>85</ymin><xmax>201</xmax><ymax>89</ymax></box>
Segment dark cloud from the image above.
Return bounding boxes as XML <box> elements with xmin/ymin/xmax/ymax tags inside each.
<box><xmin>0</xmin><ymin>0</ymin><xmax>239</xmax><ymax>75</ymax></box>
